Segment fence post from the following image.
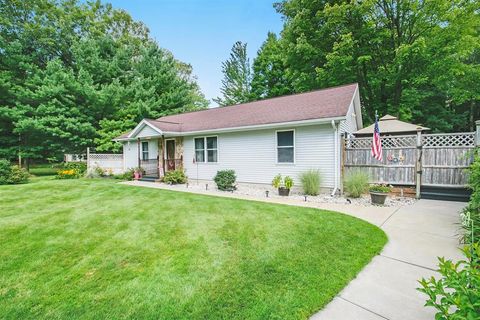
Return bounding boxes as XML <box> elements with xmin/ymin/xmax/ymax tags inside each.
<box><xmin>415</xmin><ymin>129</ymin><xmax>423</xmax><ymax>199</ymax></box>
<box><xmin>86</xmin><ymin>147</ymin><xmax>90</xmax><ymax>172</ymax></box>
<box><xmin>476</xmin><ymin>120</ymin><xmax>480</xmax><ymax>146</ymax></box>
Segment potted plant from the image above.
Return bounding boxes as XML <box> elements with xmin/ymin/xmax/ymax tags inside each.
<box><xmin>272</xmin><ymin>174</ymin><xmax>294</xmax><ymax>196</ymax></box>
<box><xmin>369</xmin><ymin>184</ymin><xmax>392</xmax><ymax>205</ymax></box>
<box><xmin>134</xmin><ymin>167</ymin><xmax>143</xmax><ymax>180</ymax></box>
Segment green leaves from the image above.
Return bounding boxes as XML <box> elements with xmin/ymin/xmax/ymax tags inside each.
<box><xmin>0</xmin><ymin>0</ymin><xmax>207</xmax><ymax>160</ymax></box>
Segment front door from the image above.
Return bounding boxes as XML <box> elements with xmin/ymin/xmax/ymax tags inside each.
<box><xmin>166</xmin><ymin>139</ymin><xmax>176</xmax><ymax>171</ymax></box>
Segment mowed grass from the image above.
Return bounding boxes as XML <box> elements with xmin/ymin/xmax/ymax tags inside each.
<box><xmin>0</xmin><ymin>178</ymin><xmax>387</xmax><ymax>319</ymax></box>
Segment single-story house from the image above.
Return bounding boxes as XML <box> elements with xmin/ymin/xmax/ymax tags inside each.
<box><xmin>114</xmin><ymin>83</ymin><xmax>363</xmax><ymax>193</ymax></box>
<box><xmin>354</xmin><ymin>114</ymin><xmax>429</xmax><ymax>136</ymax></box>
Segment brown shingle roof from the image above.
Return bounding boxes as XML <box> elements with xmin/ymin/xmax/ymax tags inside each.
<box><xmin>116</xmin><ymin>83</ymin><xmax>358</xmax><ymax>139</ymax></box>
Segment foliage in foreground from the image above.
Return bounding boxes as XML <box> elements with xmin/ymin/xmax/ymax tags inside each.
<box><xmin>162</xmin><ymin>169</ymin><xmax>187</xmax><ymax>184</ymax></box>
<box><xmin>418</xmin><ymin>150</ymin><xmax>480</xmax><ymax>318</ymax></box>
<box><xmin>0</xmin><ymin>160</ymin><xmax>29</xmax><ymax>185</ymax></box>
<box><xmin>214</xmin><ymin>170</ymin><xmax>237</xmax><ymax>191</ymax></box>
<box><xmin>418</xmin><ymin>245</ymin><xmax>480</xmax><ymax>320</ymax></box>
<box><xmin>300</xmin><ymin>169</ymin><xmax>322</xmax><ymax>196</ymax></box>
<box><xmin>343</xmin><ymin>170</ymin><xmax>369</xmax><ymax>198</ymax></box>
<box><xmin>0</xmin><ymin>178</ymin><xmax>387</xmax><ymax>319</ymax></box>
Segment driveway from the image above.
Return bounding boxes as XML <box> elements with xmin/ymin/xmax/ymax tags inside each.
<box><xmin>311</xmin><ymin>199</ymin><xmax>465</xmax><ymax>320</ymax></box>
<box><xmin>123</xmin><ymin>181</ymin><xmax>465</xmax><ymax>319</ymax></box>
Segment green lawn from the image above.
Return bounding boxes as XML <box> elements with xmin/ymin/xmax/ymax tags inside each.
<box><xmin>0</xmin><ymin>178</ymin><xmax>387</xmax><ymax>319</ymax></box>
<box><xmin>28</xmin><ymin>163</ymin><xmax>60</xmax><ymax>176</ymax></box>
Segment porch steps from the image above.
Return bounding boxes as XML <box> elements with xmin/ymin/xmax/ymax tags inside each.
<box><xmin>138</xmin><ymin>176</ymin><xmax>160</xmax><ymax>183</ymax></box>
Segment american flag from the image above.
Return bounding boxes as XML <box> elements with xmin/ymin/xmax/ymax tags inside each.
<box><xmin>371</xmin><ymin>114</ymin><xmax>383</xmax><ymax>161</ymax></box>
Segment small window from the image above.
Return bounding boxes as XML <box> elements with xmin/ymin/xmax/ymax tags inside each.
<box><xmin>206</xmin><ymin>137</ymin><xmax>218</xmax><ymax>162</ymax></box>
<box><xmin>194</xmin><ymin>136</ymin><xmax>218</xmax><ymax>163</ymax></box>
<box><xmin>142</xmin><ymin>141</ymin><xmax>149</xmax><ymax>160</ymax></box>
<box><xmin>277</xmin><ymin>130</ymin><xmax>294</xmax><ymax>163</ymax></box>
<box><xmin>194</xmin><ymin>137</ymin><xmax>205</xmax><ymax>162</ymax></box>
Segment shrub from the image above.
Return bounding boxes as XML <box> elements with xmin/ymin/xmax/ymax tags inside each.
<box><xmin>418</xmin><ymin>244</ymin><xmax>480</xmax><ymax>319</ymax></box>
<box><xmin>284</xmin><ymin>176</ymin><xmax>294</xmax><ymax>189</ymax></box>
<box><xmin>272</xmin><ymin>174</ymin><xmax>294</xmax><ymax>190</ymax></box>
<box><xmin>113</xmin><ymin>168</ymin><xmax>135</xmax><ymax>180</ymax></box>
<box><xmin>0</xmin><ymin>160</ymin><xmax>29</xmax><ymax>185</ymax></box>
<box><xmin>214</xmin><ymin>170</ymin><xmax>236</xmax><ymax>191</ymax></box>
<box><xmin>300</xmin><ymin>169</ymin><xmax>322</xmax><ymax>195</ymax></box>
<box><xmin>8</xmin><ymin>166</ymin><xmax>30</xmax><ymax>184</ymax></box>
<box><xmin>63</xmin><ymin>162</ymin><xmax>87</xmax><ymax>174</ymax></box>
<box><xmin>272</xmin><ymin>174</ymin><xmax>282</xmax><ymax>188</ymax></box>
<box><xmin>369</xmin><ymin>184</ymin><xmax>392</xmax><ymax>193</ymax></box>
<box><xmin>0</xmin><ymin>160</ymin><xmax>11</xmax><ymax>184</ymax></box>
<box><xmin>56</xmin><ymin>169</ymin><xmax>80</xmax><ymax>179</ymax></box>
<box><xmin>163</xmin><ymin>169</ymin><xmax>187</xmax><ymax>184</ymax></box>
<box><xmin>344</xmin><ymin>170</ymin><xmax>369</xmax><ymax>198</ymax></box>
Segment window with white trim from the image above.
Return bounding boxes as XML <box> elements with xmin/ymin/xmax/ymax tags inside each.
<box><xmin>194</xmin><ymin>136</ymin><xmax>218</xmax><ymax>163</ymax></box>
<box><xmin>276</xmin><ymin>130</ymin><xmax>294</xmax><ymax>163</ymax></box>
<box><xmin>141</xmin><ymin>141</ymin><xmax>149</xmax><ymax>160</ymax></box>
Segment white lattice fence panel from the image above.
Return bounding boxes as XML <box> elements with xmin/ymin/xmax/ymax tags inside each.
<box><xmin>88</xmin><ymin>153</ymin><xmax>124</xmax><ymax>174</ymax></box>
<box><xmin>422</xmin><ymin>132</ymin><xmax>475</xmax><ymax>148</ymax></box>
<box><xmin>346</xmin><ymin>135</ymin><xmax>416</xmax><ymax>149</ymax></box>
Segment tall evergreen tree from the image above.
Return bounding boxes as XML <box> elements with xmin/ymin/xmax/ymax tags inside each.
<box><xmin>214</xmin><ymin>41</ymin><xmax>252</xmax><ymax>106</ymax></box>
<box><xmin>0</xmin><ymin>0</ymin><xmax>208</xmax><ymax>162</ymax></box>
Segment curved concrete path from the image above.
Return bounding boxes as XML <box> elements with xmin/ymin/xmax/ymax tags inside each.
<box><xmin>122</xmin><ymin>181</ymin><xmax>465</xmax><ymax>319</ymax></box>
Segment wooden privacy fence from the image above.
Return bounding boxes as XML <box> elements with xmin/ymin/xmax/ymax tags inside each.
<box><xmin>343</xmin><ymin>125</ymin><xmax>479</xmax><ymax>197</ymax></box>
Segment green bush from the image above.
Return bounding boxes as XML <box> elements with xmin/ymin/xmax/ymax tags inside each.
<box><xmin>369</xmin><ymin>184</ymin><xmax>392</xmax><ymax>193</ymax></box>
<box><xmin>418</xmin><ymin>244</ymin><xmax>480</xmax><ymax>319</ymax></box>
<box><xmin>113</xmin><ymin>168</ymin><xmax>135</xmax><ymax>180</ymax></box>
<box><xmin>63</xmin><ymin>162</ymin><xmax>87</xmax><ymax>174</ymax></box>
<box><xmin>464</xmin><ymin>150</ymin><xmax>480</xmax><ymax>244</ymax></box>
<box><xmin>344</xmin><ymin>170</ymin><xmax>369</xmax><ymax>198</ymax></box>
<box><xmin>163</xmin><ymin>169</ymin><xmax>187</xmax><ymax>184</ymax></box>
<box><xmin>214</xmin><ymin>170</ymin><xmax>237</xmax><ymax>191</ymax></box>
<box><xmin>271</xmin><ymin>174</ymin><xmax>294</xmax><ymax>190</ymax></box>
<box><xmin>300</xmin><ymin>170</ymin><xmax>322</xmax><ymax>195</ymax></box>
<box><xmin>418</xmin><ymin>150</ymin><xmax>480</xmax><ymax>317</ymax></box>
<box><xmin>0</xmin><ymin>160</ymin><xmax>29</xmax><ymax>185</ymax></box>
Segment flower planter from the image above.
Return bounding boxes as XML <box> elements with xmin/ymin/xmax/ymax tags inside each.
<box><xmin>278</xmin><ymin>187</ymin><xmax>290</xmax><ymax>196</ymax></box>
<box><xmin>370</xmin><ymin>192</ymin><xmax>388</xmax><ymax>205</ymax></box>
<box><xmin>134</xmin><ymin>171</ymin><xmax>142</xmax><ymax>180</ymax></box>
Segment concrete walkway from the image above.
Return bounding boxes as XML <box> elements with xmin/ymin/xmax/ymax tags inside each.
<box><xmin>122</xmin><ymin>181</ymin><xmax>465</xmax><ymax>320</ymax></box>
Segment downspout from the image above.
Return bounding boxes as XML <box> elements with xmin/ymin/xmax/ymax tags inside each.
<box><xmin>331</xmin><ymin>120</ymin><xmax>338</xmax><ymax>196</ymax></box>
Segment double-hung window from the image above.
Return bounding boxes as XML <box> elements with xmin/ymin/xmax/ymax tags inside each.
<box><xmin>276</xmin><ymin>130</ymin><xmax>294</xmax><ymax>163</ymax></box>
<box><xmin>141</xmin><ymin>141</ymin><xmax>149</xmax><ymax>160</ymax></box>
<box><xmin>194</xmin><ymin>136</ymin><xmax>218</xmax><ymax>163</ymax></box>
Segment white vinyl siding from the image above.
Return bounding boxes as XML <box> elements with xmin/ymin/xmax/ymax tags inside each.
<box><xmin>183</xmin><ymin>124</ymin><xmax>336</xmax><ymax>188</ymax></box>
<box><xmin>123</xmin><ymin>139</ymin><xmax>159</xmax><ymax>170</ymax></box>
<box><xmin>135</xmin><ymin>125</ymin><xmax>159</xmax><ymax>138</ymax></box>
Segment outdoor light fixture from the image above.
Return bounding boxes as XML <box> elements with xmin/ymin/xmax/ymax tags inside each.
<box><xmin>186</xmin><ymin>182</ymin><xmax>189</xmax><ymax>188</ymax></box>
<box><xmin>205</xmin><ymin>183</ymin><xmax>208</xmax><ymax>190</ymax></box>
<box><xmin>304</xmin><ymin>195</ymin><xmax>308</xmax><ymax>202</ymax></box>
<box><xmin>265</xmin><ymin>190</ymin><xmax>269</xmax><ymax>198</ymax></box>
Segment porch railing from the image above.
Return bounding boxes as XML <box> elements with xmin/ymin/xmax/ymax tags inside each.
<box><xmin>140</xmin><ymin>158</ymin><xmax>159</xmax><ymax>176</ymax></box>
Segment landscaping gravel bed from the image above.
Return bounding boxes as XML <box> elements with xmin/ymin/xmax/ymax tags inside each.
<box><xmin>159</xmin><ymin>180</ymin><xmax>416</xmax><ymax>207</ymax></box>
